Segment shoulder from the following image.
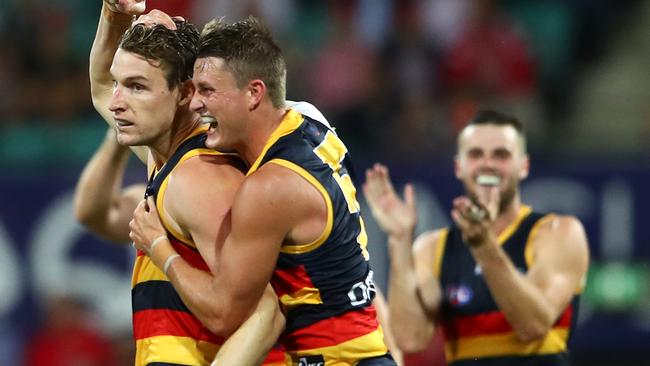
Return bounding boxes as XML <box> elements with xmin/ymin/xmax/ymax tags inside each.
<box><xmin>238</xmin><ymin>163</ymin><xmax>310</xmax><ymax>202</ymax></box>
<box><xmin>235</xmin><ymin>162</ymin><xmax>322</xmax><ymax>213</ymax></box>
<box><xmin>286</xmin><ymin>100</ymin><xmax>331</xmax><ymax>127</ymax></box>
<box><xmin>413</xmin><ymin>229</ymin><xmax>447</xmax><ymax>259</ymax></box>
<box><xmin>171</xmin><ymin>154</ymin><xmax>245</xmax><ymax>192</ymax></box>
<box><xmin>123</xmin><ymin>183</ymin><xmax>147</xmax><ymax>201</ymax></box>
<box><xmin>535</xmin><ymin>214</ymin><xmax>587</xmax><ymax>244</ymax></box>
<box><xmin>165</xmin><ymin>154</ymin><xmax>245</xmax><ymax>215</ymax></box>
<box><xmin>531</xmin><ymin>214</ymin><xmax>589</xmax><ymax>263</ymax></box>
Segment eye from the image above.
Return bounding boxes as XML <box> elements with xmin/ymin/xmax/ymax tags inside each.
<box><xmin>493</xmin><ymin>149</ymin><xmax>511</xmax><ymax>160</ymax></box>
<box><xmin>132</xmin><ymin>83</ymin><xmax>146</xmax><ymax>92</ymax></box>
<box><xmin>198</xmin><ymin>86</ymin><xmax>213</xmax><ymax>95</ymax></box>
<box><xmin>467</xmin><ymin>149</ymin><xmax>482</xmax><ymax>159</ymax></box>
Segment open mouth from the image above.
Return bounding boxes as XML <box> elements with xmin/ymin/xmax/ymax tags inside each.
<box><xmin>199</xmin><ymin>115</ymin><xmax>219</xmax><ymax>132</ymax></box>
<box><xmin>476</xmin><ymin>174</ymin><xmax>500</xmax><ymax>186</ymax></box>
<box><xmin>199</xmin><ymin>115</ymin><xmax>217</xmax><ymax>125</ymax></box>
<box><xmin>199</xmin><ymin>115</ymin><xmax>218</xmax><ymax>134</ymax></box>
<box><xmin>115</xmin><ymin>119</ymin><xmax>134</xmax><ymax>128</ymax></box>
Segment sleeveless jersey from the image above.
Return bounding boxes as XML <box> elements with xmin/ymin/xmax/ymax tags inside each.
<box><xmin>247</xmin><ymin>109</ymin><xmax>389</xmax><ymax>364</ymax></box>
<box><xmin>436</xmin><ymin>206</ymin><xmax>580</xmax><ymax>366</ymax></box>
<box><xmin>132</xmin><ymin>129</ymin><xmax>287</xmax><ymax>366</ymax></box>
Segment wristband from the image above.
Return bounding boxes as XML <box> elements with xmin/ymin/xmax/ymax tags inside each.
<box><xmin>149</xmin><ymin>235</ymin><xmax>169</xmax><ymax>256</ymax></box>
<box><xmin>163</xmin><ymin>254</ymin><xmax>181</xmax><ymax>276</ymax></box>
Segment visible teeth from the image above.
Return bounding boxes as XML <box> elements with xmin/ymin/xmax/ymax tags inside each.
<box><xmin>199</xmin><ymin>115</ymin><xmax>217</xmax><ymax>124</ymax></box>
<box><xmin>476</xmin><ymin>175</ymin><xmax>500</xmax><ymax>186</ymax></box>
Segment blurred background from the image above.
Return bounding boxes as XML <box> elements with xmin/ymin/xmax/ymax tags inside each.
<box><xmin>1</xmin><ymin>0</ymin><xmax>649</xmax><ymax>365</ymax></box>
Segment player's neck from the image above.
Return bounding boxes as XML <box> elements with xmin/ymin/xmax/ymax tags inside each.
<box><xmin>492</xmin><ymin>196</ymin><xmax>522</xmax><ymax>235</ymax></box>
<box><xmin>150</xmin><ymin>111</ymin><xmax>201</xmax><ymax>169</ymax></box>
<box><xmin>240</xmin><ymin>103</ymin><xmax>287</xmax><ymax>166</ymax></box>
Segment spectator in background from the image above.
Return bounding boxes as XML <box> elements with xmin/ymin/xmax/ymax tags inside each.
<box><xmin>24</xmin><ymin>295</ymin><xmax>118</xmax><ymax>366</ymax></box>
<box><xmin>375</xmin><ymin>0</ymin><xmax>449</xmax><ymax>160</ymax></box>
<box><xmin>442</xmin><ymin>0</ymin><xmax>539</xmax><ymax>136</ymax></box>
<box><xmin>306</xmin><ymin>0</ymin><xmax>377</xmax><ymax>147</ymax></box>
<box><xmin>191</xmin><ymin>0</ymin><xmax>295</xmax><ymax>35</ymax></box>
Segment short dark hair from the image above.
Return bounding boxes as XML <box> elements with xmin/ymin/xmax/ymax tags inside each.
<box><xmin>460</xmin><ymin>110</ymin><xmax>527</xmax><ymax>152</ymax></box>
<box><xmin>197</xmin><ymin>16</ymin><xmax>286</xmax><ymax>108</ymax></box>
<box><xmin>468</xmin><ymin>110</ymin><xmax>523</xmax><ymax>133</ymax></box>
<box><xmin>119</xmin><ymin>19</ymin><xmax>199</xmax><ymax>89</ymax></box>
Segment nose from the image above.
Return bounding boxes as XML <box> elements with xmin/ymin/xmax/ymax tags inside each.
<box><xmin>189</xmin><ymin>91</ymin><xmax>205</xmax><ymax>113</ymax></box>
<box><xmin>480</xmin><ymin>155</ymin><xmax>496</xmax><ymax>169</ymax></box>
<box><xmin>108</xmin><ymin>85</ymin><xmax>126</xmax><ymax>113</ymax></box>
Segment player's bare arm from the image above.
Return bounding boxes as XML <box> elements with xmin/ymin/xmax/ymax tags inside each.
<box><xmin>74</xmin><ymin>128</ymin><xmax>145</xmax><ymax>242</ymax></box>
<box><xmin>363</xmin><ymin>163</ymin><xmax>442</xmax><ymax>352</ymax></box>
<box><xmin>373</xmin><ymin>287</ymin><xmax>404</xmax><ymax>366</ymax></box>
<box><xmin>90</xmin><ymin>1</ymin><xmax>139</xmax><ymax>125</ymax></box>
<box><xmin>90</xmin><ymin>1</ymin><xmax>149</xmax><ymax>162</ymax></box>
<box><xmin>129</xmin><ymin>159</ymin><xmax>286</xmax><ymax>364</ymax></box>
<box><xmin>130</xmin><ymin>162</ymin><xmax>320</xmax><ymax>335</ymax></box>
<box><xmin>160</xmin><ymin>155</ymin><xmax>245</xmax><ymax>271</ymax></box>
<box><xmin>212</xmin><ymin>285</ymin><xmax>286</xmax><ymax>366</ymax></box>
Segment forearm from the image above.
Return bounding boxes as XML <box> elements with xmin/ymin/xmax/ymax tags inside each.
<box><xmin>213</xmin><ymin>285</ymin><xmax>284</xmax><ymax>366</ymax></box>
<box><xmin>372</xmin><ymin>289</ymin><xmax>403</xmax><ymax>366</ymax></box>
<box><xmin>89</xmin><ymin>4</ymin><xmax>132</xmax><ymax>108</ymax></box>
<box><xmin>74</xmin><ymin>131</ymin><xmax>130</xmax><ymax>236</ymax></box>
<box><xmin>472</xmin><ymin>245</ymin><xmax>556</xmax><ymax>341</ymax></box>
<box><xmin>386</xmin><ymin>234</ymin><xmax>436</xmax><ymax>352</ymax></box>
<box><xmin>151</xmin><ymin>242</ymin><xmax>251</xmax><ymax>337</ymax></box>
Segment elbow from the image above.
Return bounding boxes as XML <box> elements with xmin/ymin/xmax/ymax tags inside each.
<box><xmin>91</xmin><ymin>91</ymin><xmax>105</xmax><ymax>113</ymax></box>
<box><xmin>73</xmin><ymin>200</ymin><xmax>94</xmax><ymax>227</ymax></box>
<box><xmin>513</xmin><ymin>321</ymin><xmax>552</xmax><ymax>343</ymax></box>
<box><xmin>203</xmin><ymin>314</ymin><xmax>240</xmax><ymax>339</ymax></box>
<box><xmin>392</xmin><ymin>327</ymin><xmax>432</xmax><ymax>354</ymax></box>
<box><xmin>396</xmin><ymin>338</ymin><xmax>429</xmax><ymax>354</ymax></box>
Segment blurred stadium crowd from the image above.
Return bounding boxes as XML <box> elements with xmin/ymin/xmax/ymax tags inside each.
<box><xmin>1</xmin><ymin>0</ymin><xmax>648</xmax><ymax>168</ymax></box>
<box><xmin>1</xmin><ymin>1</ymin><xmax>649</xmax><ymax>365</ymax></box>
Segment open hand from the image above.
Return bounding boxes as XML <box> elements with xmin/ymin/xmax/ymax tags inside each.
<box><xmin>363</xmin><ymin>163</ymin><xmax>417</xmax><ymax>237</ymax></box>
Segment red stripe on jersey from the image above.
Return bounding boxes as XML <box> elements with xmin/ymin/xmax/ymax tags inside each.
<box><xmin>281</xmin><ymin>306</ymin><xmax>379</xmax><ymax>350</ymax></box>
<box><xmin>555</xmin><ymin>305</ymin><xmax>573</xmax><ymax>328</ymax></box>
<box><xmin>272</xmin><ymin>265</ymin><xmax>316</xmax><ymax>297</ymax></box>
<box><xmin>262</xmin><ymin>344</ymin><xmax>287</xmax><ymax>364</ymax></box>
<box><xmin>445</xmin><ymin>305</ymin><xmax>573</xmax><ymax>338</ymax></box>
<box><xmin>133</xmin><ymin>309</ymin><xmax>224</xmax><ymax>344</ymax></box>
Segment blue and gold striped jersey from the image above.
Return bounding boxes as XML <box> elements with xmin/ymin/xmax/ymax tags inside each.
<box><xmin>248</xmin><ymin>109</ymin><xmax>389</xmax><ymax>362</ymax></box>
<box><xmin>132</xmin><ymin>130</ymin><xmax>225</xmax><ymax>366</ymax></box>
<box><xmin>437</xmin><ymin>206</ymin><xmax>580</xmax><ymax>366</ymax></box>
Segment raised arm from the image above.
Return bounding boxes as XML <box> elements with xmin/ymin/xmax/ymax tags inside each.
<box><xmin>452</xmin><ymin>197</ymin><xmax>590</xmax><ymax>341</ymax></box>
<box><xmin>74</xmin><ymin>128</ymin><xmax>145</xmax><ymax>242</ymax></box>
<box><xmin>363</xmin><ymin>163</ymin><xmax>442</xmax><ymax>353</ymax></box>
<box><xmin>90</xmin><ymin>0</ymin><xmax>148</xmax><ymax>161</ymax></box>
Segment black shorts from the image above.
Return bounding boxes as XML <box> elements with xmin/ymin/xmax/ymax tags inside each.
<box><xmin>356</xmin><ymin>353</ymin><xmax>396</xmax><ymax>366</ymax></box>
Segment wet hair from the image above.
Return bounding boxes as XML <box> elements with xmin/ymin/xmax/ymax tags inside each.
<box><xmin>460</xmin><ymin>110</ymin><xmax>527</xmax><ymax>152</ymax></box>
<box><xmin>198</xmin><ymin>16</ymin><xmax>286</xmax><ymax>108</ymax></box>
<box><xmin>119</xmin><ymin>18</ymin><xmax>199</xmax><ymax>89</ymax></box>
